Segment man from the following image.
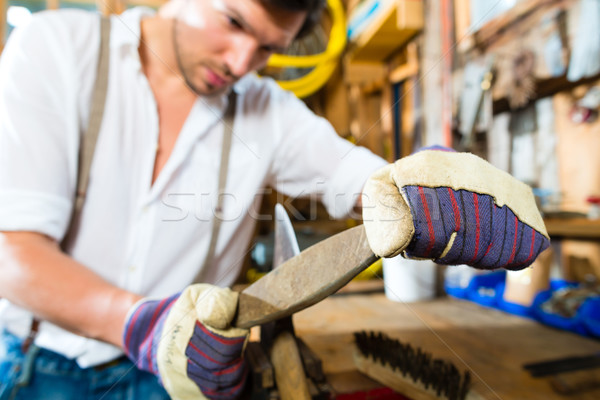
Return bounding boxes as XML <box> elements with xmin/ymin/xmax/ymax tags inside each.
<box><xmin>0</xmin><ymin>0</ymin><xmax>549</xmax><ymax>399</ymax></box>
<box><xmin>0</xmin><ymin>0</ymin><xmax>387</xmax><ymax>399</ymax></box>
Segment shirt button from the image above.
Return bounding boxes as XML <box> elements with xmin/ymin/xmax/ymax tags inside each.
<box><xmin>129</xmin><ymin>265</ymin><xmax>136</xmax><ymax>272</ymax></box>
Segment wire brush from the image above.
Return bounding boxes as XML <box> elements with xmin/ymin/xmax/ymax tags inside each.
<box><xmin>353</xmin><ymin>331</ymin><xmax>485</xmax><ymax>400</ymax></box>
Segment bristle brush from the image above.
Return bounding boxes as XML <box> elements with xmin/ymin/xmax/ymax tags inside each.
<box><xmin>353</xmin><ymin>331</ymin><xmax>485</xmax><ymax>400</ymax></box>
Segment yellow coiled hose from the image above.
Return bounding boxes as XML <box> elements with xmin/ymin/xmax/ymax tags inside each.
<box><xmin>267</xmin><ymin>0</ymin><xmax>346</xmax><ymax>98</ymax></box>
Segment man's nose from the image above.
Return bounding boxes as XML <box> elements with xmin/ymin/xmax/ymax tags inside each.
<box><xmin>225</xmin><ymin>37</ymin><xmax>259</xmax><ymax>78</ymax></box>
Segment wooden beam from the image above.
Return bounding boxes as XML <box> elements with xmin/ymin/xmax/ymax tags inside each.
<box><xmin>343</xmin><ymin>59</ymin><xmax>386</xmax><ymax>86</ymax></box>
<box><xmin>389</xmin><ymin>42</ymin><xmax>418</xmax><ymax>84</ymax></box>
<box><xmin>400</xmin><ymin>78</ymin><xmax>416</xmax><ymax>158</ymax></box>
<box><xmin>270</xmin><ymin>331</ymin><xmax>311</xmax><ymax>400</ymax></box>
<box><xmin>453</xmin><ymin>0</ymin><xmax>470</xmax><ymax>40</ymax></box>
<box><xmin>380</xmin><ymin>80</ymin><xmax>394</xmax><ymax>161</ymax></box>
<box><xmin>544</xmin><ymin>218</ymin><xmax>600</xmax><ymax>240</ymax></box>
<box><xmin>440</xmin><ymin>0</ymin><xmax>453</xmax><ymax>147</ymax></box>
<box><xmin>360</xmin><ymin>79</ymin><xmax>384</xmax><ymax>95</ymax></box>
<box><xmin>493</xmin><ymin>71</ymin><xmax>600</xmax><ymax>115</ymax></box>
<box><xmin>422</xmin><ymin>0</ymin><xmax>444</xmax><ymax>147</ymax></box>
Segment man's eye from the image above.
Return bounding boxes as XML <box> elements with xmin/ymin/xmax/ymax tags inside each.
<box><xmin>227</xmin><ymin>16</ymin><xmax>242</xmax><ymax>29</ymax></box>
<box><xmin>261</xmin><ymin>45</ymin><xmax>275</xmax><ymax>53</ymax></box>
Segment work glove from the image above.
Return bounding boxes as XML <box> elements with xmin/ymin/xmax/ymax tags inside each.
<box><xmin>362</xmin><ymin>147</ymin><xmax>550</xmax><ymax>270</ymax></box>
<box><xmin>122</xmin><ymin>284</ymin><xmax>248</xmax><ymax>400</ymax></box>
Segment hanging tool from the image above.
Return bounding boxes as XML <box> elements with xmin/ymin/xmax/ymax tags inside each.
<box><xmin>508</xmin><ymin>49</ymin><xmax>536</xmax><ymax>109</ymax></box>
<box><xmin>459</xmin><ymin>57</ymin><xmax>495</xmax><ymax>150</ymax></box>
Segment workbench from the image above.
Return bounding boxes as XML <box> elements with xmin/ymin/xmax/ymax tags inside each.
<box><xmin>292</xmin><ymin>289</ymin><xmax>600</xmax><ymax>399</ymax></box>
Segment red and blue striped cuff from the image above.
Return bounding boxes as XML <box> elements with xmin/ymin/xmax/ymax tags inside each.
<box><xmin>122</xmin><ymin>294</ymin><xmax>179</xmax><ymax>376</ymax></box>
<box><xmin>184</xmin><ymin>321</ymin><xmax>247</xmax><ymax>399</ymax></box>
<box><xmin>403</xmin><ymin>186</ymin><xmax>550</xmax><ymax>270</ymax></box>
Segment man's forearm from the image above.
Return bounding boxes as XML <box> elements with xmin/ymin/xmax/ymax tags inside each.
<box><xmin>0</xmin><ymin>231</ymin><xmax>142</xmax><ymax>347</ymax></box>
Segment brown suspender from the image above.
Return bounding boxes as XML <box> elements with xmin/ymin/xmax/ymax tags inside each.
<box><xmin>22</xmin><ymin>16</ymin><xmax>111</xmax><ymax>354</ymax></box>
<box><xmin>71</xmin><ymin>16</ymin><xmax>112</xmax><ymax>237</ymax></box>
<box><xmin>193</xmin><ymin>91</ymin><xmax>237</xmax><ymax>283</ymax></box>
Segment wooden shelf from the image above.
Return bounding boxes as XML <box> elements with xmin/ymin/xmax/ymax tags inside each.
<box><xmin>493</xmin><ymin>71</ymin><xmax>600</xmax><ymax>114</ymax></box>
<box><xmin>347</xmin><ymin>0</ymin><xmax>423</xmax><ymax>62</ymax></box>
<box><xmin>457</xmin><ymin>0</ymin><xmax>566</xmax><ymax>53</ymax></box>
<box><xmin>544</xmin><ymin>218</ymin><xmax>600</xmax><ymax>239</ymax></box>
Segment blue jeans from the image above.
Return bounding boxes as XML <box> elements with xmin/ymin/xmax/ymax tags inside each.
<box><xmin>0</xmin><ymin>330</ymin><xmax>170</xmax><ymax>400</ymax></box>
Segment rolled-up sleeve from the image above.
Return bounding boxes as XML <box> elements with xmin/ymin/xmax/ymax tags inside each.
<box><xmin>0</xmin><ymin>191</ymin><xmax>71</xmax><ymax>239</ymax></box>
<box><xmin>0</xmin><ymin>14</ymin><xmax>79</xmax><ymax>240</ymax></box>
<box><xmin>268</xmin><ymin>88</ymin><xmax>387</xmax><ymax>219</ymax></box>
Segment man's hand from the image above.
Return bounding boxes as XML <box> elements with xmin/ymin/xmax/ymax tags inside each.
<box><xmin>122</xmin><ymin>284</ymin><xmax>248</xmax><ymax>400</ymax></box>
<box><xmin>362</xmin><ymin>148</ymin><xmax>550</xmax><ymax>270</ymax></box>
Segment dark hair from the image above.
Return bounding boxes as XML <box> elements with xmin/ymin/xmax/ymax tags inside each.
<box><xmin>261</xmin><ymin>0</ymin><xmax>326</xmax><ymax>38</ymax></box>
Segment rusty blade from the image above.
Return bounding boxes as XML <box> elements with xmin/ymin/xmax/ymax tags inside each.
<box><xmin>233</xmin><ymin>225</ymin><xmax>378</xmax><ymax>329</ymax></box>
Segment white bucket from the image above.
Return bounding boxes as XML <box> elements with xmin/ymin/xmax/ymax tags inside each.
<box><xmin>382</xmin><ymin>256</ymin><xmax>437</xmax><ymax>302</ymax></box>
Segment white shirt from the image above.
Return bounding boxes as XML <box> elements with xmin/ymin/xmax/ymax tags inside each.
<box><xmin>0</xmin><ymin>8</ymin><xmax>387</xmax><ymax>367</ymax></box>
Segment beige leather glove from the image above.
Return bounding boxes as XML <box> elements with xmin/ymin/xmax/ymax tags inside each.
<box><xmin>362</xmin><ymin>149</ymin><xmax>550</xmax><ymax>270</ymax></box>
<box><xmin>123</xmin><ymin>284</ymin><xmax>249</xmax><ymax>400</ymax></box>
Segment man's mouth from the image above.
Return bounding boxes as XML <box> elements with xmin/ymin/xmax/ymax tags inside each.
<box><xmin>205</xmin><ymin>68</ymin><xmax>229</xmax><ymax>88</ymax></box>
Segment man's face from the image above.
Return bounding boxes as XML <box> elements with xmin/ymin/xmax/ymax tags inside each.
<box><xmin>173</xmin><ymin>0</ymin><xmax>307</xmax><ymax>96</ymax></box>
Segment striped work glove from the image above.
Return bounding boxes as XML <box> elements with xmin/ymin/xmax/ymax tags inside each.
<box><xmin>362</xmin><ymin>147</ymin><xmax>550</xmax><ymax>270</ymax></box>
<box><xmin>122</xmin><ymin>284</ymin><xmax>248</xmax><ymax>400</ymax></box>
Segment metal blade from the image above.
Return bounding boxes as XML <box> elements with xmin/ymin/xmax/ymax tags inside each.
<box><xmin>273</xmin><ymin>204</ymin><xmax>300</xmax><ymax>268</ymax></box>
<box><xmin>233</xmin><ymin>225</ymin><xmax>378</xmax><ymax>329</ymax></box>
<box><xmin>261</xmin><ymin>204</ymin><xmax>300</xmax><ymax>342</ymax></box>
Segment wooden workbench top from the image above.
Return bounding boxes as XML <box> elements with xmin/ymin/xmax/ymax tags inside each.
<box><xmin>293</xmin><ymin>292</ymin><xmax>600</xmax><ymax>399</ymax></box>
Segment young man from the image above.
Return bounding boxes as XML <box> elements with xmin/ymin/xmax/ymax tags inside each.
<box><xmin>0</xmin><ymin>0</ymin><xmax>387</xmax><ymax>398</ymax></box>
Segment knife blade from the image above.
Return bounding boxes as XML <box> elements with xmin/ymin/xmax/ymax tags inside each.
<box><xmin>273</xmin><ymin>203</ymin><xmax>300</xmax><ymax>268</ymax></box>
<box><xmin>233</xmin><ymin>224</ymin><xmax>379</xmax><ymax>329</ymax></box>
<box><xmin>261</xmin><ymin>204</ymin><xmax>301</xmax><ymax>343</ymax></box>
